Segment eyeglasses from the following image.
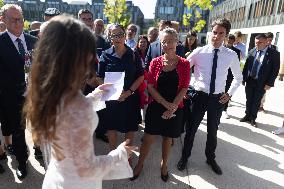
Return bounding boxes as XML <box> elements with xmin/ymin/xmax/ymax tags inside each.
<box><xmin>110</xmin><ymin>32</ymin><xmax>125</xmax><ymax>39</ymax></box>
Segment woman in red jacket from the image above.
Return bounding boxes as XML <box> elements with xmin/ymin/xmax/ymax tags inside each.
<box><xmin>131</xmin><ymin>28</ymin><xmax>190</xmax><ymax>182</ymax></box>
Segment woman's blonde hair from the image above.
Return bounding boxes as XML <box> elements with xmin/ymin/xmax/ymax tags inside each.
<box><xmin>23</xmin><ymin>15</ymin><xmax>97</xmax><ymax>144</ymax></box>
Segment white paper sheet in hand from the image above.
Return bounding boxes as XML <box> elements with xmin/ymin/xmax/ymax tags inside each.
<box><xmin>102</xmin><ymin>72</ymin><xmax>125</xmax><ymax>101</ymax></box>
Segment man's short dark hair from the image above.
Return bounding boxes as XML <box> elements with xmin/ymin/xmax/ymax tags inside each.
<box><xmin>127</xmin><ymin>24</ymin><xmax>137</xmax><ymax>33</ymax></box>
<box><xmin>265</xmin><ymin>32</ymin><xmax>274</xmax><ymax>39</ymax></box>
<box><xmin>255</xmin><ymin>33</ymin><xmax>267</xmax><ymax>40</ymax></box>
<box><xmin>77</xmin><ymin>9</ymin><xmax>93</xmax><ymax>19</ymax></box>
<box><xmin>228</xmin><ymin>34</ymin><xmax>236</xmax><ymax>41</ymax></box>
<box><xmin>211</xmin><ymin>18</ymin><xmax>231</xmax><ymax>34</ymax></box>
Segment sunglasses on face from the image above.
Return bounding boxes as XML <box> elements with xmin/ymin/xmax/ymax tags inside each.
<box><xmin>110</xmin><ymin>32</ymin><xmax>125</xmax><ymax>39</ymax></box>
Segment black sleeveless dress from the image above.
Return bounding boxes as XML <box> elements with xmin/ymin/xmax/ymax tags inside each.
<box><xmin>144</xmin><ymin>69</ymin><xmax>184</xmax><ymax>138</ymax></box>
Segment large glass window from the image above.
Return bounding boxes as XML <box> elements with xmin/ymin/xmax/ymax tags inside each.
<box><xmin>248</xmin><ymin>4</ymin><xmax>253</xmax><ymax>19</ymax></box>
<box><xmin>165</xmin><ymin>7</ymin><xmax>174</xmax><ymax>14</ymax></box>
<box><xmin>159</xmin><ymin>7</ymin><xmax>164</xmax><ymax>14</ymax></box>
<box><xmin>278</xmin><ymin>0</ymin><xmax>284</xmax><ymax>13</ymax></box>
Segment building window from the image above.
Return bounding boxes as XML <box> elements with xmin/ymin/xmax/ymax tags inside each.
<box><xmin>159</xmin><ymin>7</ymin><xmax>164</xmax><ymax>14</ymax></box>
<box><xmin>238</xmin><ymin>7</ymin><xmax>246</xmax><ymax>21</ymax></box>
<box><xmin>278</xmin><ymin>0</ymin><xmax>284</xmax><ymax>13</ymax></box>
<box><xmin>165</xmin><ymin>7</ymin><xmax>174</xmax><ymax>14</ymax></box>
<box><xmin>267</xmin><ymin>0</ymin><xmax>275</xmax><ymax>15</ymax></box>
<box><xmin>248</xmin><ymin>3</ymin><xmax>253</xmax><ymax>19</ymax></box>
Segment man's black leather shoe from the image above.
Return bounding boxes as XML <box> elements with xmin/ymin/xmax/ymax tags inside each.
<box><xmin>250</xmin><ymin>120</ymin><xmax>257</xmax><ymax>127</ymax></box>
<box><xmin>177</xmin><ymin>158</ymin><xmax>187</xmax><ymax>171</ymax></box>
<box><xmin>96</xmin><ymin>133</ymin><xmax>109</xmax><ymax>143</ymax></box>
<box><xmin>206</xmin><ymin>160</ymin><xmax>222</xmax><ymax>175</ymax></box>
<box><xmin>240</xmin><ymin>116</ymin><xmax>250</xmax><ymax>122</ymax></box>
<box><xmin>16</xmin><ymin>164</ymin><xmax>27</xmax><ymax>180</ymax></box>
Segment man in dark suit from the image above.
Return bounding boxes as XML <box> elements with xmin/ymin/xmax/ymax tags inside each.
<box><xmin>0</xmin><ymin>4</ymin><xmax>37</xmax><ymax>180</ymax></box>
<box><xmin>241</xmin><ymin>33</ymin><xmax>280</xmax><ymax>126</ymax></box>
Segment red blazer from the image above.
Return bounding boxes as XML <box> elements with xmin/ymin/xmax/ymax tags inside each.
<box><xmin>148</xmin><ymin>56</ymin><xmax>190</xmax><ymax>108</ymax></box>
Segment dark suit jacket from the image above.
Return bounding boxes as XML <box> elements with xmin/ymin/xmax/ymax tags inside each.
<box><xmin>145</xmin><ymin>40</ymin><xmax>185</xmax><ymax>71</ymax></box>
<box><xmin>0</xmin><ymin>32</ymin><xmax>37</xmax><ymax>97</ymax></box>
<box><xmin>242</xmin><ymin>47</ymin><xmax>280</xmax><ymax>87</ymax></box>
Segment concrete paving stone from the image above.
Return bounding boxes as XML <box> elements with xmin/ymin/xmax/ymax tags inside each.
<box><xmin>1</xmin><ymin>80</ymin><xmax>284</xmax><ymax>189</ymax></box>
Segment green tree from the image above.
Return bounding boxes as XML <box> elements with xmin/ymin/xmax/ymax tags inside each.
<box><xmin>0</xmin><ymin>0</ymin><xmax>4</xmax><ymax>8</ymax></box>
<box><xmin>183</xmin><ymin>0</ymin><xmax>216</xmax><ymax>32</ymax></box>
<box><xmin>104</xmin><ymin>0</ymin><xmax>131</xmax><ymax>28</ymax></box>
<box><xmin>0</xmin><ymin>0</ymin><xmax>4</xmax><ymax>11</ymax></box>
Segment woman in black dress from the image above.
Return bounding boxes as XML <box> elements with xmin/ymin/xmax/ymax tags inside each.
<box><xmin>131</xmin><ymin>28</ymin><xmax>190</xmax><ymax>182</ymax></box>
<box><xmin>98</xmin><ymin>24</ymin><xmax>144</xmax><ymax>151</ymax></box>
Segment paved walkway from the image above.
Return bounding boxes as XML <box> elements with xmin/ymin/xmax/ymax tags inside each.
<box><xmin>1</xmin><ymin>80</ymin><xmax>284</xmax><ymax>189</ymax></box>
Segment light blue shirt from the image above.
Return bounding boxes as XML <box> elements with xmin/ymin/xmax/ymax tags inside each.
<box><xmin>125</xmin><ymin>39</ymin><xmax>137</xmax><ymax>49</ymax></box>
<box><xmin>234</xmin><ymin>42</ymin><xmax>246</xmax><ymax>60</ymax></box>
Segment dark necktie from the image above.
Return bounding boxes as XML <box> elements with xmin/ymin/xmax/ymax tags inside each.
<box><xmin>209</xmin><ymin>49</ymin><xmax>219</xmax><ymax>94</ymax></box>
<box><xmin>16</xmin><ymin>38</ymin><xmax>25</xmax><ymax>59</ymax></box>
<box><xmin>250</xmin><ymin>50</ymin><xmax>262</xmax><ymax>78</ymax></box>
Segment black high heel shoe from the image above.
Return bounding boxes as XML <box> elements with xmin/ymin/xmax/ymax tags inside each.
<box><xmin>130</xmin><ymin>164</ymin><xmax>143</xmax><ymax>181</ymax></box>
<box><xmin>160</xmin><ymin>164</ymin><xmax>169</xmax><ymax>182</ymax></box>
<box><xmin>161</xmin><ymin>171</ymin><xmax>169</xmax><ymax>182</ymax></box>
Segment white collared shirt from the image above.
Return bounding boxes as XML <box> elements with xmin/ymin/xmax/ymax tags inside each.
<box><xmin>7</xmin><ymin>31</ymin><xmax>28</xmax><ymax>53</ymax></box>
<box><xmin>187</xmin><ymin>44</ymin><xmax>242</xmax><ymax>96</ymax></box>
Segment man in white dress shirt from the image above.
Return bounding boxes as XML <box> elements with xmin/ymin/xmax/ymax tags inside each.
<box><xmin>177</xmin><ymin>18</ymin><xmax>242</xmax><ymax>175</ymax></box>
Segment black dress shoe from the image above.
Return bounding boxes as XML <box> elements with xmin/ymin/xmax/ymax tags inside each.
<box><xmin>206</xmin><ymin>160</ymin><xmax>222</xmax><ymax>175</ymax></box>
<box><xmin>16</xmin><ymin>164</ymin><xmax>27</xmax><ymax>180</ymax></box>
<box><xmin>33</xmin><ymin>146</ymin><xmax>43</xmax><ymax>160</ymax></box>
<box><xmin>240</xmin><ymin>116</ymin><xmax>250</xmax><ymax>122</ymax></box>
<box><xmin>4</xmin><ymin>144</ymin><xmax>13</xmax><ymax>155</ymax></box>
<box><xmin>177</xmin><ymin>158</ymin><xmax>187</xmax><ymax>171</ymax></box>
<box><xmin>161</xmin><ymin>172</ymin><xmax>169</xmax><ymax>182</ymax></box>
<box><xmin>0</xmin><ymin>152</ymin><xmax>7</xmax><ymax>160</ymax></box>
<box><xmin>96</xmin><ymin>133</ymin><xmax>109</xmax><ymax>143</ymax></box>
<box><xmin>0</xmin><ymin>164</ymin><xmax>5</xmax><ymax>174</ymax></box>
<box><xmin>250</xmin><ymin>120</ymin><xmax>257</xmax><ymax>127</ymax></box>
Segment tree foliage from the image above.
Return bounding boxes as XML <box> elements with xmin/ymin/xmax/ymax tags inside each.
<box><xmin>104</xmin><ymin>0</ymin><xmax>131</xmax><ymax>28</ymax></box>
<box><xmin>183</xmin><ymin>0</ymin><xmax>216</xmax><ymax>32</ymax></box>
<box><xmin>0</xmin><ymin>0</ymin><xmax>4</xmax><ymax>9</ymax></box>
<box><xmin>24</xmin><ymin>20</ymin><xmax>30</xmax><ymax>32</ymax></box>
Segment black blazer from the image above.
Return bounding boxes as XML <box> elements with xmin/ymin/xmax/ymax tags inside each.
<box><xmin>0</xmin><ymin>32</ymin><xmax>37</xmax><ymax>96</ymax></box>
<box><xmin>242</xmin><ymin>47</ymin><xmax>280</xmax><ymax>87</ymax></box>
